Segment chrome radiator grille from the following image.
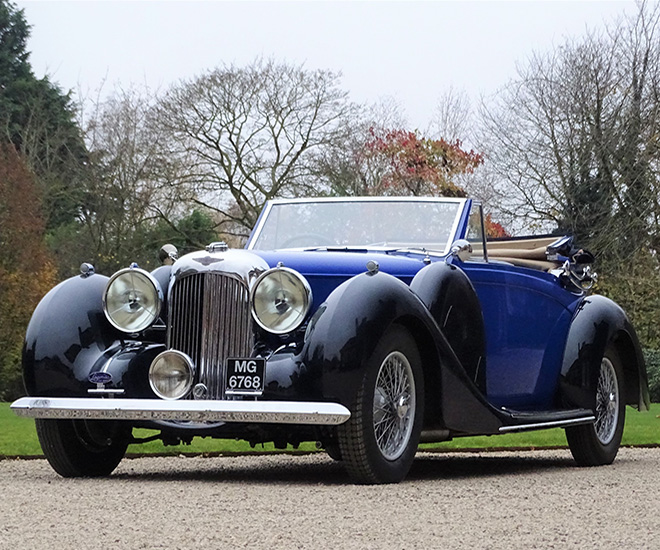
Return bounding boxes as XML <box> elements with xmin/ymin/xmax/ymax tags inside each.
<box><xmin>168</xmin><ymin>273</ymin><xmax>253</xmax><ymax>399</ymax></box>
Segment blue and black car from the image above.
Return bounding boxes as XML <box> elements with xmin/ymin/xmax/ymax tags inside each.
<box><xmin>12</xmin><ymin>197</ymin><xmax>650</xmax><ymax>483</ymax></box>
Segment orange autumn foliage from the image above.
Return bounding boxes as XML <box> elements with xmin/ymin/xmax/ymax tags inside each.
<box><xmin>0</xmin><ymin>144</ymin><xmax>56</xmax><ymax>398</ymax></box>
<box><xmin>484</xmin><ymin>213</ymin><xmax>510</xmax><ymax>239</ymax></box>
<box><xmin>364</xmin><ymin>128</ymin><xmax>483</xmax><ymax>197</ymax></box>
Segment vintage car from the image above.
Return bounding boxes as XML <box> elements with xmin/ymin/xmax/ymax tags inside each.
<box><xmin>12</xmin><ymin>197</ymin><xmax>650</xmax><ymax>483</ymax></box>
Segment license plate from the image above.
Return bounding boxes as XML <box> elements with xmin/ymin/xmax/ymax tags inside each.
<box><xmin>225</xmin><ymin>358</ymin><xmax>265</xmax><ymax>395</ymax></box>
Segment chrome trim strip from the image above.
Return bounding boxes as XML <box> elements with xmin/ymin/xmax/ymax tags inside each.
<box><xmin>88</xmin><ymin>389</ymin><xmax>125</xmax><ymax>396</ymax></box>
<box><xmin>265</xmin><ymin>196</ymin><xmax>469</xmax><ymax>206</ymax></box>
<box><xmin>11</xmin><ymin>397</ymin><xmax>351</xmax><ymax>426</ymax></box>
<box><xmin>498</xmin><ymin>415</ymin><xmax>595</xmax><ymax>433</ymax></box>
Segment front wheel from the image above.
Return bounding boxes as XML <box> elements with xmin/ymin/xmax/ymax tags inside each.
<box><xmin>36</xmin><ymin>419</ymin><xmax>130</xmax><ymax>477</ymax></box>
<box><xmin>338</xmin><ymin>325</ymin><xmax>424</xmax><ymax>484</ymax></box>
<box><xmin>565</xmin><ymin>346</ymin><xmax>625</xmax><ymax>466</ymax></box>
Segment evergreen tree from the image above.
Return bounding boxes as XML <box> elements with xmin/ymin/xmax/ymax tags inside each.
<box><xmin>0</xmin><ymin>0</ymin><xmax>88</xmax><ymax>231</ymax></box>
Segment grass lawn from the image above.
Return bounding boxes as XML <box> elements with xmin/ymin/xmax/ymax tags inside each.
<box><xmin>1</xmin><ymin>402</ymin><xmax>658</xmax><ymax>458</ymax></box>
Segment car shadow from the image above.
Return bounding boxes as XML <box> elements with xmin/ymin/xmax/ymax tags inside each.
<box><xmin>114</xmin><ymin>454</ymin><xmax>349</xmax><ymax>485</ymax></box>
<box><xmin>112</xmin><ymin>450</ymin><xmax>576</xmax><ymax>486</ymax></box>
<box><xmin>407</xmin><ymin>451</ymin><xmax>575</xmax><ymax>481</ymax></box>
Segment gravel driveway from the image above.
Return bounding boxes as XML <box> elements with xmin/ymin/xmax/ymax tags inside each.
<box><xmin>1</xmin><ymin>447</ymin><xmax>658</xmax><ymax>550</ymax></box>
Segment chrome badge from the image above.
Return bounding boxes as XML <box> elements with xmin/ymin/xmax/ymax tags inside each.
<box><xmin>88</xmin><ymin>372</ymin><xmax>113</xmax><ymax>386</ymax></box>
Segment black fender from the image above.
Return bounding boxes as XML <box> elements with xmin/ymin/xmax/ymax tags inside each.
<box><xmin>23</xmin><ymin>273</ymin><xmax>123</xmax><ymax>396</ymax></box>
<box><xmin>88</xmin><ymin>342</ymin><xmax>166</xmax><ymax>398</ymax></box>
<box><xmin>301</xmin><ymin>270</ymin><xmax>502</xmax><ymax>434</ymax></box>
<box><xmin>410</xmin><ymin>262</ymin><xmax>486</xmax><ymax>393</ymax></box>
<box><xmin>560</xmin><ymin>294</ymin><xmax>650</xmax><ymax>411</ymax></box>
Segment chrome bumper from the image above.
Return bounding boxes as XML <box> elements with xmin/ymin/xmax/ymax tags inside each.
<box><xmin>11</xmin><ymin>397</ymin><xmax>351</xmax><ymax>426</ymax></box>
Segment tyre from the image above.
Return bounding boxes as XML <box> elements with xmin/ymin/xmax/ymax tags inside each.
<box><xmin>338</xmin><ymin>325</ymin><xmax>424</xmax><ymax>484</ymax></box>
<box><xmin>566</xmin><ymin>346</ymin><xmax>625</xmax><ymax>466</ymax></box>
<box><xmin>36</xmin><ymin>418</ymin><xmax>130</xmax><ymax>477</ymax></box>
<box><xmin>324</xmin><ymin>443</ymin><xmax>343</xmax><ymax>461</ymax></box>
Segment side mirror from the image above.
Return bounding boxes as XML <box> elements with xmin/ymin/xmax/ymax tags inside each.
<box><xmin>159</xmin><ymin>244</ymin><xmax>179</xmax><ymax>266</ymax></box>
<box><xmin>449</xmin><ymin>239</ymin><xmax>472</xmax><ymax>262</ymax></box>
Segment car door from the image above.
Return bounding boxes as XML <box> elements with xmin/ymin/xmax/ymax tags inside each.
<box><xmin>459</xmin><ymin>204</ymin><xmax>581</xmax><ymax>410</ymax></box>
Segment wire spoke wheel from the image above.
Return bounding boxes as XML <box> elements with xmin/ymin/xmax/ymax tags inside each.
<box><xmin>373</xmin><ymin>351</ymin><xmax>415</xmax><ymax>461</ymax></box>
<box><xmin>337</xmin><ymin>325</ymin><xmax>424</xmax><ymax>484</ymax></box>
<box><xmin>594</xmin><ymin>357</ymin><xmax>619</xmax><ymax>445</ymax></box>
<box><xmin>565</xmin><ymin>345</ymin><xmax>625</xmax><ymax>467</ymax></box>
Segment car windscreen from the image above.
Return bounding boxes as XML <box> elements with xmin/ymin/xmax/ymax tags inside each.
<box><xmin>249</xmin><ymin>200</ymin><xmax>463</xmax><ymax>253</ymax></box>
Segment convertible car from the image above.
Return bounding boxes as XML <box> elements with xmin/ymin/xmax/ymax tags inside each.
<box><xmin>12</xmin><ymin>197</ymin><xmax>650</xmax><ymax>483</ymax></box>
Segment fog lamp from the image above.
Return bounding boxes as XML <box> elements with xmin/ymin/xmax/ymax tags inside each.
<box><xmin>149</xmin><ymin>351</ymin><xmax>195</xmax><ymax>400</ymax></box>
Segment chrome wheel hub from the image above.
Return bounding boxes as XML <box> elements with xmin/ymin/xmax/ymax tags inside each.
<box><xmin>372</xmin><ymin>351</ymin><xmax>416</xmax><ymax>461</ymax></box>
<box><xmin>595</xmin><ymin>357</ymin><xmax>619</xmax><ymax>445</ymax></box>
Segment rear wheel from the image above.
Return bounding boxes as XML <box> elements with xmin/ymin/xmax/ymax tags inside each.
<box><xmin>36</xmin><ymin>419</ymin><xmax>130</xmax><ymax>477</ymax></box>
<box><xmin>338</xmin><ymin>326</ymin><xmax>424</xmax><ymax>484</ymax></box>
<box><xmin>566</xmin><ymin>347</ymin><xmax>625</xmax><ymax>466</ymax></box>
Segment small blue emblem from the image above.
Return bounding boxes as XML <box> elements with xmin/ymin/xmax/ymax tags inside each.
<box><xmin>88</xmin><ymin>372</ymin><xmax>113</xmax><ymax>385</ymax></box>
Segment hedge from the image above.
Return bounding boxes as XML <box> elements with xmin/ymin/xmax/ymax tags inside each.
<box><xmin>643</xmin><ymin>349</ymin><xmax>660</xmax><ymax>403</ymax></box>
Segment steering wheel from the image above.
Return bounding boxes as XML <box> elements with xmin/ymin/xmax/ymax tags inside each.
<box><xmin>281</xmin><ymin>233</ymin><xmax>335</xmax><ymax>248</ymax></box>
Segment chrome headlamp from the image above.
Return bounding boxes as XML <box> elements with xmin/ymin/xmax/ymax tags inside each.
<box><xmin>103</xmin><ymin>267</ymin><xmax>162</xmax><ymax>333</ymax></box>
<box><xmin>251</xmin><ymin>267</ymin><xmax>312</xmax><ymax>334</ymax></box>
<box><xmin>149</xmin><ymin>350</ymin><xmax>194</xmax><ymax>400</ymax></box>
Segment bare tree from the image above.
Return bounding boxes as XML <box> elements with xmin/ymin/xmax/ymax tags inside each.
<box><xmin>314</xmin><ymin>97</ymin><xmax>408</xmax><ymax>196</ymax></box>
<box><xmin>48</xmin><ymin>85</ymin><xmax>196</xmax><ymax>275</ymax></box>
<box><xmin>480</xmin><ymin>2</ymin><xmax>660</xmax><ymax>258</ymax></box>
<box><xmin>478</xmin><ymin>1</ymin><xmax>660</xmax><ymax>346</ymax></box>
<box><xmin>154</xmin><ymin>59</ymin><xmax>355</xmax><ymax>237</ymax></box>
<box><xmin>429</xmin><ymin>87</ymin><xmax>501</xmax><ymax>210</ymax></box>
<box><xmin>429</xmin><ymin>86</ymin><xmax>473</xmax><ymax>144</ymax></box>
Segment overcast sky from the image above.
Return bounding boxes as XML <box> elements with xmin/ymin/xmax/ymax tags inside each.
<box><xmin>16</xmin><ymin>0</ymin><xmax>637</xmax><ymax>129</ymax></box>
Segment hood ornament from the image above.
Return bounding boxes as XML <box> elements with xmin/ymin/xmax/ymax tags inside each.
<box><xmin>206</xmin><ymin>242</ymin><xmax>229</xmax><ymax>253</ymax></box>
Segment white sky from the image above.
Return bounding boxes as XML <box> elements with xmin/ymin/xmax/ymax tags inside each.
<box><xmin>16</xmin><ymin>0</ymin><xmax>637</xmax><ymax>130</ymax></box>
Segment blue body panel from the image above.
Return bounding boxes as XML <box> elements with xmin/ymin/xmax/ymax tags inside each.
<box><xmin>460</xmin><ymin>261</ymin><xmax>583</xmax><ymax>409</ymax></box>
<box><xmin>253</xmin><ymin>245</ymin><xmax>585</xmax><ymax>410</ymax></box>
<box><xmin>252</xmin><ymin>249</ymin><xmax>426</xmax><ymax>309</ymax></box>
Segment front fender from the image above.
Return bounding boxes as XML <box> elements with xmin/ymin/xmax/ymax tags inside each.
<box><xmin>302</xmin><ymin>271</ymin><xmax>434</xmax><ymax>405</ymax></box>
<box><xmin>301</xmin><ymin>270</ymin><xmax>502</xmax><ymax>434</ymax></box>
<box><xmin>561</xmin><ymin>295</ymin><xmax>650</xmax><ymax>411</ymax></box>
<box><xmin>88</xmin><ymin>342</ymin><xmax>166</xmax><ymax>398</ymax></box>
<box><xmin>410</xmin><ymin>262</ymin><xmax>486</xmax><ymax>392</ymax></box>
<box><xmin>23</xmin><ymin>273</ymin><xmax>122</xmax><ymax>396</ymax></box>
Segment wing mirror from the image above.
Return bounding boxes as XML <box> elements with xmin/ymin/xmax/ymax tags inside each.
<box><xmin>448</xmin><ymin>239</ymin><xmax>472</xmax><ymax>263</ymax></box>
<box><xmin>159</xmin><ymin>244</ymin><xmax>179</xmax><ymax>266</ymax></box>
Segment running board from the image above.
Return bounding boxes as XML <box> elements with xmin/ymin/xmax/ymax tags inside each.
<box><xmin>498</xmin><ymin>409</ymin><xmax>595</xmax><ymax>433</ymax></box>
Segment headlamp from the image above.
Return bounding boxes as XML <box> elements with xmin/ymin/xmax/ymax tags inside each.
<box><xmin>251</xmin><ymin>267</ymin><xmax>312</xmax><ymax>334</ymax></box>
<box><xmin>103</xmin><ymin>267</ymin><xmax>162</xmax><ymax>333</ymax></box>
